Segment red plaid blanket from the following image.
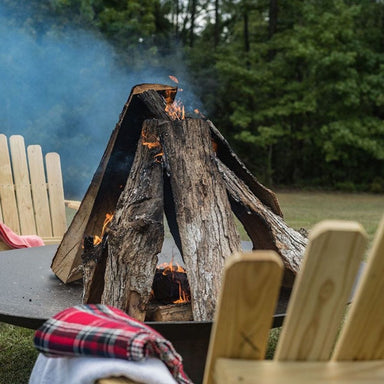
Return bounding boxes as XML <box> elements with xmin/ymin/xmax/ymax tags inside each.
<box><xmin>34</xmin><ymin>304</ymin><xmax>193</xmax><ymax>384</ymax></box>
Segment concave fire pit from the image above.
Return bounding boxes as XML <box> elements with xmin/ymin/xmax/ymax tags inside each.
<box><xmin>51</xmin><ymin>83</ymin><xmax>307</xmax><ymax>324</ymax></box>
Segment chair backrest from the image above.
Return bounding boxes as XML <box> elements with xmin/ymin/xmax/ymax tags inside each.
<box><xmin>205</xmin><ymin>217</ymin><xmax>384</xmax><ymax>384</ymax></box>
<box><xmin>0</xmin><ymin>134</ymin><xmax>67</xmax><ymax>246</ymax></box>
<box><xmin>84</xmin><ymin>217</ymin><xmax>384</xmax><ymax>384</ymax></box>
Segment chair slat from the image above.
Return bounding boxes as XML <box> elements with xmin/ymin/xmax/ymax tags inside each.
<box><xmin>0</xmin><ymin>134</ymin><xmax>20</xmax><ymax>233</ymax></box>
<box><xmin>275</xmin><ymin>221</ymin><xmax>367</xmax><ymax>361</ymax></box>
<box><xmin>214</xmin><ymin>359</ymin><xmax>384</xmax><ymax>384</ymax></box>
<box><xmin>9</xmin><ymin>135</ymin><xmax>36</xmax><ymax>235</ymax></box>
<box><xmin>203</xmin><ymin>251</ymin><xmax>283</xmax><ymax>384</ymax></box>
<box><xmin>333</xmin><ymin>216</ymin><xmax>384</xmax><ymax>361</ymax></box>
<box><xmin>27</xmin><ymin>145</ymin><xmax>53</xmax><ymax>237</ymax></box>
<box><xmin>46</xmin><ymin>152</ymin><xmax>67</xmax><ymax>237</ymax></box>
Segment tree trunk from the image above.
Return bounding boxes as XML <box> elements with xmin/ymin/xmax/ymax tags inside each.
<box><xmin>101</xmin><ymin>120</ymin><xmax>165</xmax><ymax>321</ymax></box>
<box><xmin>190</xmin><ymin>0</ymin><xmax>198</xmax><ymax>47</ymax></box>
<box><xmin>159</xmin><ymin>118</ymin><xmax>241</xmax><ymax>321</ymax></box>
<box><xmin>214</xmin><ymin>0</ymin><xmax>220</xmax><ymax>48</ymax></box>
<box><xmin>268</xmin><ymin>0</ymin><xmax>278</xmax><ymax>38</ymax></box>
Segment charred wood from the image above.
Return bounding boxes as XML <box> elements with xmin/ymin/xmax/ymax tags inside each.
<box><xmin>208</xmin><ymin>120</ymin><xmax>283</xmax><ymax>217</ymax></box>
<box><xmin>159</xmin><ymin>118</ymin><xmax>241</xmax><ymax>321</ymax></box>
<box><xmin>215</xmin><ymin>159</ymin><xmax>307</xmax><ymax>286</ymax></box>
<box><xmin>82</xmin><ymin>235</ymin><xmax>108</xmax><ymax>304</ymax></box>
<box><xmin>152</xmin><ymin>268</ymin><xmax>190</xmax><ymax>304</ymax></box>
<box><xmin>101</xmin><ymin>120</ymin><xmax>165</xmax><ymax>322</ymax></box>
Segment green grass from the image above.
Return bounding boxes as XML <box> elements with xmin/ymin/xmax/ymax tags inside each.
<box><xmin>1</xmin><ymin>191</ymin><xmax>383</xmax><ymax>383</ymax></box>
<box><xmin>277</xmin><ymin>190</ymin><xmax>384</xmax><ymax>244</ymax></box>
<box><xmin>0</xmin><ymin>324</ymin><xmax>37</xmax><ymax>384</ymax></box>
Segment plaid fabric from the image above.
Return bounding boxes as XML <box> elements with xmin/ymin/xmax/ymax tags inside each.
<box><xmin>34</xmin><ymin>304</ymin><xmax>193</xmax><ymax>384</ymax></box>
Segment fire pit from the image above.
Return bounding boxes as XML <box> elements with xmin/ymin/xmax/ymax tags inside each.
<box><xmin>51</xmin><ymin>82</ymin><xmax>307</xmax><ymax>324</ymax></box>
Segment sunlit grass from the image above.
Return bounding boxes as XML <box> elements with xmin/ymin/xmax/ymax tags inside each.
<box><xmin>277</xmin><ymin>190</ymin><xmax>384</xmax><ymax>244</ymax></box>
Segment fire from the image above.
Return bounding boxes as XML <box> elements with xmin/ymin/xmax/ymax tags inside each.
<box><xmin>165</xmin><ymin>75</ymin><xmax>185</xmax><ymax>121</ymax></box>
<box><xmin>141</xmin><ymin>131</ymin><xmax>163</xmax><ymax>162</ymax></box>
<box><xmin>157</xmin><ymin>261</ymin><xmax>191</xmax><ymax>304</ymax></box>
<box><xmin>165</xmin><ymin>99</ymin><xmax>185</xmax><ymax>121</ymax></box>
<box><xmin>159</xmin><ymin>261</ymin><xmax>186</xmax><ymax>275</ymax></box>
<box><xmin>93</xmin><ymin>213</ymin><xmax>113</xmax><ymax>245</ymax></box>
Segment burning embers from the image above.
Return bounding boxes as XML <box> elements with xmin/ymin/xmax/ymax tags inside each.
<box><xmin>152</xmin><ymin>262</ymin><xmax>191</xmax><ymax>305</ymax></box>
<box><xmin>164</xmin><ymin>76</ymin><xmax>185</xmax><ymax>120</ymax></box>
<box><xmin>88</xmin><ymin>214</ymin><xmax>191</xmax><ymax>308</ymax></box>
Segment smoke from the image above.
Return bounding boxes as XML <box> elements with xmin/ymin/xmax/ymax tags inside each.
<box><xmin>0</xmin><ymin>3</ymin><xmax>203</xmax><ymax>199</ymax></box>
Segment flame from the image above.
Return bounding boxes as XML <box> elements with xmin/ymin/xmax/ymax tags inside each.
<box><xmin>93</xmin><ymin>213</ymin><xmax>113</xmax><ymax>245</ymax></box>
<box><xmin>142</xmin><ymin>131</ymin><xmax>163</xmax><ymax>162</ymax></box>
<box><xmin>157</xmin><ymin>261</ymin><xmax>191</xmax><ymax>304</ymax></box>
<box><xmin>165</xmin><ymin>99</ymin><xmax>185</xmax><ymax>121</ymax></box>
<box><xmin>164</xmin><ymin>75</ymin><xmax>185</xmax><ymax>120</ymax></box>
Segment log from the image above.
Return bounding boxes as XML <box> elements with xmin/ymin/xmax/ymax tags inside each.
<box><xmin>159</xmin><ymin>118</ymin><xmax>242</xmax><ymax>321</ymax></box>
<box><xmin>51</xmin><ymin>84</ymin><xmax>176</xmax><ymax>284</ymax></box>
<box><xmin>216</xmin><ymin>159</ymin><xmax>307</xmax><ymax>285</ymax></box>
<box><xmin>208</xmin><ymin>120</ymin><xmax>283</xmax><ymax>217</ymax></box>
<box><xmin>101</xmin><ymin>120</ymin><xmax>165</xmax><ymax>321</ymax></box>
<box><xmin>145</xmin><ymin>303</ymin><xmax>193</xmax><ymax>322</ymax></box>
<box><xmin>82</xmin><ymin>235</ymin><xmax>108</xmax><ymax>304</ymax></box>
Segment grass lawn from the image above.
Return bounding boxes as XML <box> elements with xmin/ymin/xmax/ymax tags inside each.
<box><xmin>0</xmin><ymin>191</ymin><xmax>383</xmax><ymax>384</ymax></box>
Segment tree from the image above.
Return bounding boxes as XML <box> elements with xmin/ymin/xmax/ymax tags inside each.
<box><xmin>213</xmin><ymin>0</ymin><xmax>384</xmax><ymax>189</ymax></box>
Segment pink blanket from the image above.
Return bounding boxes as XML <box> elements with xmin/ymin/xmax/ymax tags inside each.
<box><xmin>0</xmin><ymin>222</ymin><xmax>44</xmax><ymax>248</ymax></box>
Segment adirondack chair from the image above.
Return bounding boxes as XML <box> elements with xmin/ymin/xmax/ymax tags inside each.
<box><xmin>0</xmin><ymin>134</ymin><xmax>71</xmax><ymax>250</ymax></box>
<box><xmin>95</xmin><ymin>216</ymin><xmax>384</xmax><ymax>384</ymax></box>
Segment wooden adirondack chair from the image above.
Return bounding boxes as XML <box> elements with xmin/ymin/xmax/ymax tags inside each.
<box><xmin>0</xmin><ymin>134</ymin><xmax>70</xmax><ymax>249</ymax></box>
<box><xmin>96</xmin><ymin>216</ymin><xmax>384</xmax><ymax>384</ymax></box>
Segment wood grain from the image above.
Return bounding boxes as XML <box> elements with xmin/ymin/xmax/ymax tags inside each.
<box><xmin>27</xmin><ymin>145</ymin><xmax>52</xmax><ymax>237</ymax></box>
<box><xmin>9</xmin><ymin>135</ymin><xmax>36</xmax><ymax>235</ymax></box>
<box><xmin>96</xmin><ymin>377</ymin><xmax>138</xmax><ymax>384</ymax></box>
<box><xmin>214</xmin><ymin>359</ymin><xmax>384</xmax><ymax>384</ymax></box>
<box><xmin>160</xmin><ymin>118</ymin><xmax>241</xmax><ymax>321</ymax></box>
<box><xmin>46</xmin><ymin>152</ymin><xmax>67</xmax><ymax>237</ymax></box>
<box><xmin>0</xmin><ymin>134</ymin><xmax>19</xmax><ymax>232</ymax></box>
<box><xmin>101</xmin><ymin>120</ymin><xmax>164</xmax><ymax>321</ymax></box>
<box><xmin>203</xmin><ymin>251</ymin><xmax>283</xmax><ymax>384</ymax></box>
<box><xmin>274</xmin><ymin>220</ymin><xmax>367</xmax><ymax>361</ymax></box>
<box><xmin>333</xmin><ymin>216</ymin><xmax>384</xmax><ymax>360</ymax></box>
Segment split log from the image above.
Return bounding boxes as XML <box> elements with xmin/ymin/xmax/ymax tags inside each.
<box><xmin>51</xmin><ymin>84</ymin><xmax>176</xmax><ymax>284</ymax></box>
<box><xmin>82</xmin><ymin>235</ymin><xmax>108</xmax><ymax>304</ymax></box>
<box><xmin>208</xmin><ymin>120</ymin><xmax>283</xmax><ymax>217</ymax></box>
<box><xmin>146</xmin><ymin>303</ymin><xmax>193</xmax><ymax>322</ymax></box>
<box><xmin>159</xmin><ymin>118</ymin><xmax>242</xmax><ymax>321</ymax></box>
<box><xmin>216</xmin><ymin>159</ymin><xmax>308</xmax><ymax>285</ymax></box>
<box><xmin>101</xmin><ymin>120</ymin><xmax>165</xmax><ymax>321</ymax></box>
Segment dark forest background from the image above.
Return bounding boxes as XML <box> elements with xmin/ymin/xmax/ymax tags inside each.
<box><xmin>1</xmin><ymin>0</ymin><xmax>384</xmax><ymax>197</ymax></box>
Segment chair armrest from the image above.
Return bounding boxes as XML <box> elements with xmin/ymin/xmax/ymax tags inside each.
<box><xmin>96</xmin><ymin>377</ymin><xmax>139</xmax><ymax>384</ymax></box>
<box><xmin>64</xmin><ymin>200</ymin><xmax>81</xmax><ymax>210</ymax></box>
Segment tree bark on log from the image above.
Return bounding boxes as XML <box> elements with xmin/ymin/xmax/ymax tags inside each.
<box><xmin>159</xmin><ymin>118</ymin><xmax>241</xmax><ymax>321</ymax></box>
<box><xmin>216</xmin><ymin>159</ymin><xmax>307</xmax><ymax>285</ymax></box>
<box><xmin>101</xmin><ymin>120</ymin><xmax>165</xmax><ymax>321</ymax></box>
<box><xmin>207</xmin><ymin>120</ymin><xmax>283</xmax><ymax>217</ymax></box>
<box><xmin>82</xmin><ymin>236</ymin><xmax>108</xmax><ymax>304</ymax></box>
<box><xmin>146</xmin><ymin>303</ymin><xmax>193</xmax><ymax>322</ymax></box>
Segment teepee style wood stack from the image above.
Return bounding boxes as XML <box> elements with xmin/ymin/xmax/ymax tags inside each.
<box><xmin>51</xmin><ymin>83</ymin><xmax>307</xmax><ymax>322</ymax></box>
